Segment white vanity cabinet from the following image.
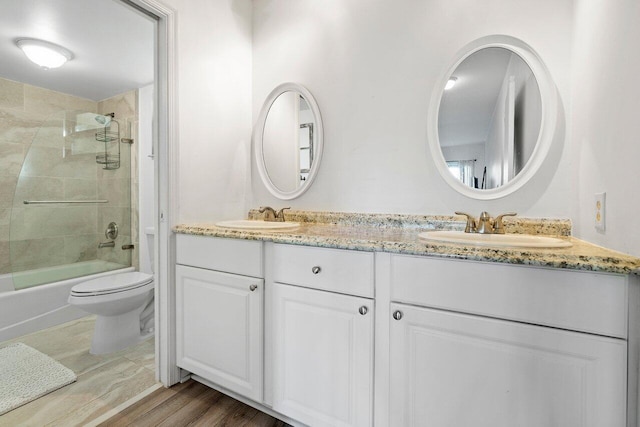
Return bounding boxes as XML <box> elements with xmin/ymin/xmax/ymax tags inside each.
<box><xmin>267</xmin><ymin>244</ymin><xmax>375</xmax><ymax>427</ymax></box>
<box><xmin>175</xmin><ymin>235</ymin><xmax>264</xmax><ymax>402</ymax></box>
<box><xmin>386</xmin><ymin>254</ymin><xmax>633</xmax><ymax>427</ymax></box>
<box><xmin>172</xmin><ymin>231</ymin><xmax>639</xmax><ymax>427</ymax></box>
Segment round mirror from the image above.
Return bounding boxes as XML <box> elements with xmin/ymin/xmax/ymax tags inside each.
<box><xmin>428</xmin><ymin>36</ymin><xmax>557</xmax><ymax>200</ymax></box>
<box><xmin>255</xmin><ymin>83</ymin><xmax>323</xmax><ymax>200</ymax></box>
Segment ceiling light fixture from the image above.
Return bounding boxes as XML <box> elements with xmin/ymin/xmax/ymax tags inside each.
<box><xmin>445</xmin><ymin>77</ymin><xmax>458</xmax><ymax>90</ymax></box>
<box><xmin>15</xmin><ymin>38</ymin><xmax>73</xmax><ymax>70</ymax></box>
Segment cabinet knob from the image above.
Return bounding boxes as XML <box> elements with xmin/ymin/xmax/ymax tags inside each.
<box><xmin>249</xmin><ymin>284</ymin><xmax>258</xmax><ymax>292</ymax></box>
<box><xmin>392</xmin><ymin>310</ymin><xmax>403</xmax><ymax>320</ymax></box>
<box><xmin>311</xmin><ymin>266</ymin><xmax>321</xmax><ymax>274</ymax></box>
<box><xmin>358</xmin><ymin>306</ymin><xmax>368</xmax><ymax>315</ymax></box>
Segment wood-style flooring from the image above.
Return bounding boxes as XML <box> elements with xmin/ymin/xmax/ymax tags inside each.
<box><xmin>98</xmin><ymin>379</ymin><xmax>289</xmax><ymax>427</ymax></box>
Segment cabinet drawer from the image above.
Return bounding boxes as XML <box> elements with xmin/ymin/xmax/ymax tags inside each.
<box><xmin>272</xmin><ymin>244</ymin><xmax>374</xmax><ymax>298</ymax></box>
<box><xmin>390</xmin><ymin>255</ymin><xmax>628</xmax><ymax>338</ymax></box>
<box><xmin>176</xmin><ymin>234</ymin><xmax>263</xmax><ymax>277</ymax></box>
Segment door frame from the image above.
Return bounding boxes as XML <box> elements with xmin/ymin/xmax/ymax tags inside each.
<box><xmin>123</xmin><ymin>0</ymin><xmax>180</xmax><ymax>387</ymax></box>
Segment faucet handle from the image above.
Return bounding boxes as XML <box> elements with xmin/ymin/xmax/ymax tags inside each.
<box><xmin>258</xmin><ymin>206</ymin><xmax>277</xmax><ymax>221</ymax></box>
<box><xmin>275</xmin><ymin>207</ymin><xmax>290</xmax><ymax>222</ymax></box>
<box><xmin>455</xmin><ymin>211</ymin><xmax>477</xmax><ymax>233</ymax></box>
<box><xmin>493</xmin><ymin>212</ymin><xmax>517</xmax><ymax>234</ymax></box>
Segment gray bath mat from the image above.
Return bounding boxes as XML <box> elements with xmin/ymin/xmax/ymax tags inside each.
<box><xmin>0</xmin><ymin>342</ymin><xmax>77</xmax><ymax>415</ymax></box>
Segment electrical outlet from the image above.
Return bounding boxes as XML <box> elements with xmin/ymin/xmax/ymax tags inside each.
<box><xmin>595</xmin><ymin>192</ymin><xmax>606</xmax><ymax>231</ymax></box>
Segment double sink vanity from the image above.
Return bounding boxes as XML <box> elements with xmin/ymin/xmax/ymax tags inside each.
<box><xmin>173</xmin><ymin>210</ymin><xmax>640</xmax><ymax>427</ymax></box>
<box><xmin>170</xmin><ymin>33</ymin><xmax>640</xmax><ymax>426</ymax></box>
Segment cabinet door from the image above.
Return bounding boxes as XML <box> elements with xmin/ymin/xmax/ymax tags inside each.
<box><xmin>271</xmin><ymin>283</ymin><xmax>374</xmax><ymax>427</ymax></box>
<box><xmin>176</xmin><ymin>265</ymin><xmax>263</xmax><ymax>401</ymax></box>
<box><xmin>389</xmin><ymin>303</ymin><xmax>627</xmax><ymax>427</ymax></box>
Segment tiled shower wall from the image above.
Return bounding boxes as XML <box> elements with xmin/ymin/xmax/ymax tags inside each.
<box><xmin>0</xmin><ymin>76</ymin><xmax>139</xmax><ymax>277</ymax></box>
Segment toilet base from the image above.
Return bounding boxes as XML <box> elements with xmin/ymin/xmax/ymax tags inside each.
<box><xmin>91</xmin><ymin>309</ymin><xmax>147</xmax><ymax>355</ymax></box>
<box><xmin>68</xmin><ymin>273</ymin><xmax>155</xmax><ymax>355</ymax></box>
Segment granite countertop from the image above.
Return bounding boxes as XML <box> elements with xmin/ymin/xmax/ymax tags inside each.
<box><xmin>173</xmin><ymin>210</ymin><xmax>640</xmax><ymax>275</ymax></box>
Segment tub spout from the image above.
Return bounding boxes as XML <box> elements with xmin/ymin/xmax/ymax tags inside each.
<box><xmin>98</xmin><ymin>241</ymin><xmax>115</xmax><ymax>248</ymax></box>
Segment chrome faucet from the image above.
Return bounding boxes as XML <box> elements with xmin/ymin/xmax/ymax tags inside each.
<box><xmin>259</xmin><ymin>206</ymin><xmax>290</xmax><ymax>222</ymax></box>
<box><xmin>455</xmin><ymin>211</ymin><xmax>517</xmax><ymax>234</ymax></box>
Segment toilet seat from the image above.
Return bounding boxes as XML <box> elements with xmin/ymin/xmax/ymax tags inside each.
<box><xmin>70</xmin><ymin>272</ymin><xmax>153</xmax><ymax>297</ymax></box>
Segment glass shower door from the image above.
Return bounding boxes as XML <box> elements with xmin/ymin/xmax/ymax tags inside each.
<box><xmin>9</xmin><ymin>110</ymin><xmax>132</xmax><ymax>290</ymax></box>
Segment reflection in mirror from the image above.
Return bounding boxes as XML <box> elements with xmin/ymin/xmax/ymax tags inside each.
<box><xmin>262</xmin><ymin>92</ymin><xmax>315</xmax><ymax>193</ymax></box>
<box><xmin>255</xmin><ymin>82</ymin><xmax>323</xmax><ymax>200</ymax></box>
<box><xmin>438</xmin><ymin>47</ymin><xmax>541</xmax><ymax>190</ymax></box>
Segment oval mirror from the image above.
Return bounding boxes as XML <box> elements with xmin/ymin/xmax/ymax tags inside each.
<box><xmin>428</xmin><ymin>36</ymin><xmax>557</xmax><ymax>200</ymax></box>
<box><xmin>255</xmin><ymin>83</ymin><xmax>324</xmax><ymax>200</ymax></box>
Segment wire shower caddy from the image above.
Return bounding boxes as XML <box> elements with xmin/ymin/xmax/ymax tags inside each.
<box><xmin>95</xmin><ymin>113</ymin><xmax>120</xmax><ymax>169</ymax></box>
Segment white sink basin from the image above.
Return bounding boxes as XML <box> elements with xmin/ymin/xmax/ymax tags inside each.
<box><xmin>418</xmin><ymin>230</ymin><xmax>572</xmax><ymax>248</ymax></box>
<box><xmin>215</xmin><ymin>219</ymin><xmax>300</xmax><ymax>231</ymax></box>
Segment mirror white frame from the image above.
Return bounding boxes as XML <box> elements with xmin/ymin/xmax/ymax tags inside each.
<box><xmin>427</xmin><ymin>35</ymin><xmax>558</xmax><ymax>200</ymax></box>
<box><xmin>255</xmin><ymin>82</ymin><xmax>324</xmax><ymax>200</ymax></box>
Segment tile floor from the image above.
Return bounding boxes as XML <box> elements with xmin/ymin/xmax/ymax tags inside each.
<box><xmin>0</xmin><ymin>316</ymin><xmax>156</xmax><ymax>427</ymax></box>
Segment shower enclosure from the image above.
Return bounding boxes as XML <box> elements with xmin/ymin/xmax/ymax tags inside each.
<box><xmin>6</xmin><ymin>109</ymin><xmax>133</xmax><ymax>291</ymax></box>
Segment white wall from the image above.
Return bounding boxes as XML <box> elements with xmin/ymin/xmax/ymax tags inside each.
<box><xmin>570</xmin><ymin>0</ymin><xmax>640</xmax><ymax>257</ymax></box>
<box><xmin>163</xmin><ymin>0</ymin><xmax>638</xmax><ymax>257</ymax></box>
<box><xmin>251</xmin><ymin>0</ymin><xmax>574</xmax><ymax>220</ymax></box>
<box><xmin>165</xmin><ymin>0</ymin><xmax>253</xmax><ymax>223</ymax></box>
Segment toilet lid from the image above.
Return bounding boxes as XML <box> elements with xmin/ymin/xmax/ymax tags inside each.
<box><xmin>71</xmin><ymin>272</ymin><xmax>153</xmax><ymax>296</ymax></box>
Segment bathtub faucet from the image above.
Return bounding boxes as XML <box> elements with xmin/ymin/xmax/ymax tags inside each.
<box><xmin>98</xmin><ymin>241</ymin><xmax>115</xmax><ymax>248</ymax></box>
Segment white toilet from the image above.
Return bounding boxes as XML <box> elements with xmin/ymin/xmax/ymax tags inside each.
<box><xmin>68</xmin><ymin>228</ymin><xmax>155</xmax><ymax>355</ymax></box>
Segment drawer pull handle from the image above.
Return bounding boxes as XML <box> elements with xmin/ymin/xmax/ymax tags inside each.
<box><xmin>358</xmin><ymin>306</ymin><xmax>368</xmax><ymax>315</ymax></box>
<box><xmin>311</xmin><ymin>266</ymin><xmax>321</xmax><ymax>274</ymax></box>
<box><xmin>392</xmin><ymin>310</ymin><xmax>403</xmax><ymax>320</ymax></box>
<box><xmin>249</xmin><ymin>284</ymin><xmax>258</xmax><ymax>292</ymax></box>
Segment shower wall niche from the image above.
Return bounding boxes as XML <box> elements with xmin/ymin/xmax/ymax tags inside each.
<box><xmin>0</xmin><ymin>76</ymin><xmax>139</xmax><ymax>290</ymax></box>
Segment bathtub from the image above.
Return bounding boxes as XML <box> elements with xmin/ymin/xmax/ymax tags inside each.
<box><xmin>0</xmin><ymin>260</ymin><xmax>133</xmax><ymax>342</ymax></box>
